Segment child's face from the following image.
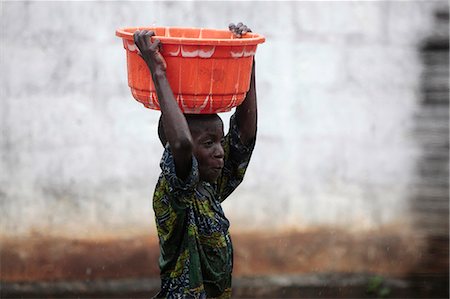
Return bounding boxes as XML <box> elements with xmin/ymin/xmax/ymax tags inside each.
<box><xmin>191</xmin><ymin>118</ymin><xmax>225</xmax><ymax>183</ymax></box>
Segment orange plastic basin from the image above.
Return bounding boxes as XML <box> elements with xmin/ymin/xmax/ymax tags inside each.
<box><xmin>116</xmin><ymin>27</ymin><xmax>265</xmax><ymax>114</ymax></box>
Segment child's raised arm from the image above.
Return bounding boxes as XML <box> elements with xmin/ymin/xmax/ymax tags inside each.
<box><xmin>230</xmin><ymin>23</ymin><xmax>258</xmax><ymax>146</ymax></box>
<box><xmin>133</xmin><ymin>30</ymin><xmax>193</xmax><ymax>180</ymax></box>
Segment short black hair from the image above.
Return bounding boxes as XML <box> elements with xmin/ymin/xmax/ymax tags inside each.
<box><xmin>158</xmin><ymin>114</ymin><xmax>223</xmax><ymax>147</ymax></box>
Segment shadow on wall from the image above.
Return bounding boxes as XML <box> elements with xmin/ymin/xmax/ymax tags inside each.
<box><xmin>408</xmin><ymin>7</ymin><xmax>449</xmax><ymax>297</ymax></box>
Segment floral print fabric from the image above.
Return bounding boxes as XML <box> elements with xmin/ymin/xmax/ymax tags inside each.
<box><xmin>153</xmin><ymin>115</ymin><xmax>255</xmax><ymax>299</ymax></box>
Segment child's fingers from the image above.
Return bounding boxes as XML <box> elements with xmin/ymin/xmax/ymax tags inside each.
<box><xmin>134</xmin><ymin>31</ymin><xmax>148</xmax><ymax>54</ymax></box>
<box><xmin>134</xmin><ymin>30</ymin><xmax>147</xmax><ymax>47</ymax></box>
<box><xmin>144</xmin><ymin>31</ymin><xmax>155</xmax><ymax>47</ymax></box>
<box><xmin>229</xmin><ymin>22</ymin><xmax>251</xmax><ymax>38</ymax></box>
<box><xmin>144</xmin><ymin>30</ymin><xmax>155</xmax><ymax>38</ymax></box>
<box><xmin>133</xmin><ymin>30</ymin><xmax>141</xmax><ymax>46</ymax></box>
<box><xmin>151</xmin><ymin>39</ymin><xmax>162</xmax><ymax>51</ymax></box>
<box><xmin>229</xmin><ymin>23</ymin><xmax>240</xmax><ymax>37</ymax></box>
<box><xmin>158</xmin><ymin>40</ymin><xmax>163</xmax><ymax>52</ymax></box>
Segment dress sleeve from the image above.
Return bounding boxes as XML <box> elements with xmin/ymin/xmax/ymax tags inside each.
<box><xmin>216</xmin><ymin>114</ymin><xmax>256</xmax><ymax>202</ymax></box>
<box><xmin>160</xmin><ymin>145</ymin><xmax>199</xmax><ymax>196</ymax></box>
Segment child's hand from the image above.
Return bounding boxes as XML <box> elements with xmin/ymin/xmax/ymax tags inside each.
<box><xmin>133</xmin><ymin>30</ymin><xmax>167</xmax><ymax>75</ymax></box>
<box><xmin>228</xmin><ymin>22</ymin><xmax>252</xmax><ymax>38</ymax></box>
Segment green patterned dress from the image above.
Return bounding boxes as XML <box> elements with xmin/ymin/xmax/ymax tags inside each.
<box><xmin>152</xmin><ymin>115</ymin><xmax>255</xmax><ymax>299</ymax></box>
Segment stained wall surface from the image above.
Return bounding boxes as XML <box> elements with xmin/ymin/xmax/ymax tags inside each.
<box><xmin>0</xmin><ymin>1</ymin><xmax>445</xmax><ymax>240</ymax></box>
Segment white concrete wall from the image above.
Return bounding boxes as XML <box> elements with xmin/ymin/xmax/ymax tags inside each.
<box><xmin>0</xmin><ymin>1</ymin><xmax>444</xmax><ymax>238</ymax></box>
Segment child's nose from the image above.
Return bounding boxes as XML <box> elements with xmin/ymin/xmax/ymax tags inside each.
<box><xmin>214</xmin><ymin>143</ymin><xmax>224</xmax><ymax>159</ymax></box>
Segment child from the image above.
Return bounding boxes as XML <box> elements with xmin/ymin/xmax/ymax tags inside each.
<box><xmin>133</xmin><ymin>23</ymin><xmax>257</xmax><ymax>299</ymax></box>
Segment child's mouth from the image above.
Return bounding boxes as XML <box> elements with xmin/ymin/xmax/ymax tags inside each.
<box><xmin>212</xmin><ymin>167</ymin><xmax>223</xmax><ymax>173</ymax></box>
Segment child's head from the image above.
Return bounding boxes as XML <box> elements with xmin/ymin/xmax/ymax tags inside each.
<box><xmin>158</xmin><ymin>114</ymin><xmax>225</xmax><ymax>183</ymax></box>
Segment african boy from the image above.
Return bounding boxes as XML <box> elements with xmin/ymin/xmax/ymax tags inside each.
<box><xmin>133</xmin><ymin>23</ymin><xmax>257</xmax><ymax>299</ymax></box>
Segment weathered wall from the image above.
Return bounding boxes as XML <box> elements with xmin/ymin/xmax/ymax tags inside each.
<box><xmin>1</xmin><ymin>2</ymin><xmax>448</xmax><ymax>285</ymax></box>
<box><xmin>1</xmin><ymin>1</ymin><xmax>442</xmax><ymax>238</ymax></box>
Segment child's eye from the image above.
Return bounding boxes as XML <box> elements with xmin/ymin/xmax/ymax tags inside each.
<box><xmin>220</xmin><ymin>138</ymin><xmax>226</xmax><ymax>145</ymax></box>
<box><xmin>203</xmin><ymin>140</ymin><xmax>214</xmax><ymax>147</ymax></box>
